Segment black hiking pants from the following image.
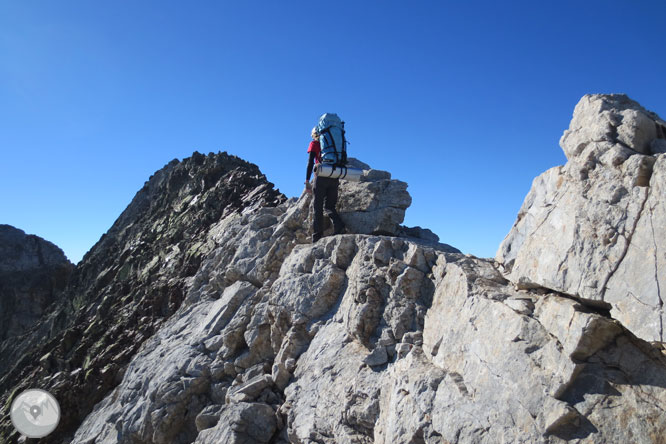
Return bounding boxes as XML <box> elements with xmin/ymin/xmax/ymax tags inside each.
<box><xmin>312</xmin><ymin>175</ymin><xmax>345</xmax><ymax>242</ymax></box>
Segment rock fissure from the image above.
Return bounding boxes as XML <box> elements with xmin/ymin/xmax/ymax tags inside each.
<box><xmin>470</xmin><ymin>351</ymin><xmax>503</xmax><ymax>381</ymax></box>
<box><xmin>648</xmin><ymin>205</ymin><xmax>664</xmax><ymax>342</ymax></box>
<box><xmin>600</xmin><ymin>185</ymin><xmax>648</xmax><ymax>303</ymax></box>
<box><xmin>624</xmin><ymin>290</ymin><xmax>657</xmax><ymax>308</ymax></box>
<box><xmin>529</xmin><ymin>192</ymin><xmax>567</xmax><ymax>245</ymax></box>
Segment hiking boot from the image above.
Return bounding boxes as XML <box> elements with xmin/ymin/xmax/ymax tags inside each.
<box><xmin>312</xmin><ymin>232</ymin><xmax>323</xmax><ymax>243</ymax></box>
<box><xmin>334</xmin><ymin>226</ymin><xmax>346</xmax><ymax>235</ymax></box>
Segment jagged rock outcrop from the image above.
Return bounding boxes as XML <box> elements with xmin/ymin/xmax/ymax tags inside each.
<box><xmin>0</xmin><ymin>225</ymin><xmax>73</xmax><ymax>344</ymax></box>
<box><xmin>497</xmin><ymin>94</ymin><xmax>666</xmax><ymax>343</ymax></box>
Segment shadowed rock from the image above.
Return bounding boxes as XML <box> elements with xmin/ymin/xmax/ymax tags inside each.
<box><xmin>0</xmin><ymin>225</ymin><xmax>73</xmax><ymax>360</ymax></box>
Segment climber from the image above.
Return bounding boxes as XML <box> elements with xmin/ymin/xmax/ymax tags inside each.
<box><xmin>305</xmin><ymin>126</ymin><xmax>346</xmax><ymax>242</ymax></box>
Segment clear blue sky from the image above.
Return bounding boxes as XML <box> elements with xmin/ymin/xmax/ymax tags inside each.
<box><xmin>2</xmin><ymin>1</ymin><xmax>665</xmax><ymax>264</ymax></box>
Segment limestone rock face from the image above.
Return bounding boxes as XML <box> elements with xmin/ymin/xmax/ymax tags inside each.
<box><xmin>0</xmin><ymin>225</ymin><xmax>73</xmax><ymax>344</ymax></box>
<box><xmin>497</xmin><ymin>94</ymin><xmax>666</xmax><ymax>343</ymax></box>
<box><xmin>71</xmin><ymin>232</ymin><xmax>666</xmax><ymax>444</ymax></box>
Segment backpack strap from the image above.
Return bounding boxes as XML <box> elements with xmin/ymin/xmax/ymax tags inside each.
<box><xmin>319</xmin><ymin>127</ymin><xmax>339</xmax><ymax>164</ymax></box>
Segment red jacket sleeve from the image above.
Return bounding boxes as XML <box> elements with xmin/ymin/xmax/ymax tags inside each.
<box><xmin>308</xmin><ymin>140</ymin><xmax>321</xmax><ymax>157</ymax></box>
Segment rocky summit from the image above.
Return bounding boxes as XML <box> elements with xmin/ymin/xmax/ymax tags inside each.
<box><xmin>1</xmin><ymin>95</ymin><xmax>666</xmax><ymax>443</ymax></box>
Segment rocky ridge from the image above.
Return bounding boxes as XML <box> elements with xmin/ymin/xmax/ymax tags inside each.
<box><xmin>1</xmin><ymin>95</ymin><xmax>666</xmax><ymax>443</ymax></box>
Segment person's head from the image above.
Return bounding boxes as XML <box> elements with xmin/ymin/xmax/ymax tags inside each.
<box><xmin>311</xmin><ymin>127</ymin><xmax>319</xmax><ymax>140</ymax></box>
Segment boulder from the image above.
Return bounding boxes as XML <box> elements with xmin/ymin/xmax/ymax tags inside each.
<box><xmin>194</xmin><ymin>403</ymin><xmax>276</xmax><ymax>444</ymax></box>
<box><xmin>336</xmin><ymin>158</ymin><xmax>412</xmax><ymax>236</ymax></box>
<box><xmin>560</xmin><ymin>94</ymin><xmax>660</xmax><ymax>159</ymax></box>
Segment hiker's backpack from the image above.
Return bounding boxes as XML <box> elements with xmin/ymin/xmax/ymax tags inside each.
<box><xmin>316</xmin><ymin>113</ymin><xmax>347</xmax><ymax>167</ymax></box>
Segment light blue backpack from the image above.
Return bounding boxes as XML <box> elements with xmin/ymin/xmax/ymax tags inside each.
<box><xmin>316</xmin><ymin>113</ymin><xmax>347</xmax><ymax>167</ymax></box>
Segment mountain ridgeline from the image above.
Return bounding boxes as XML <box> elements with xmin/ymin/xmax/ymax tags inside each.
<box><xmin>0</xmin><ymin>152</ymin><xmax>285</xmax><ymax>442</ymax></box>
<box><xmin>1</xmin><ymin>95</ymin><xmax>666</xmax><ymax>443</ymax></box>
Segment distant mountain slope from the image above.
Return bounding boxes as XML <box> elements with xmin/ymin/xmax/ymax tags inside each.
<box><xmin>0</xmin><ymin>225</ymin><xmax>73</xmax><ymax>343</ymax></box>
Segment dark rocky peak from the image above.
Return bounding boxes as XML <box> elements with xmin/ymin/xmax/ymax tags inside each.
<box><xmin>0</xmin><ymin>151</ymin><xmax>285</xmax><ymax>443</ymax></box>
<box><xmin>74</xmin><ymin>151</ymin><xmax>285</xmax><ymax>289</ymax></box>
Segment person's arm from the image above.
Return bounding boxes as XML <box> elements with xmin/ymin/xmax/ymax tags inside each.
<box><xmin>306</xmin><ymin>150</ymin><xmax>317</xmax><ymax>183</ymax></box>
